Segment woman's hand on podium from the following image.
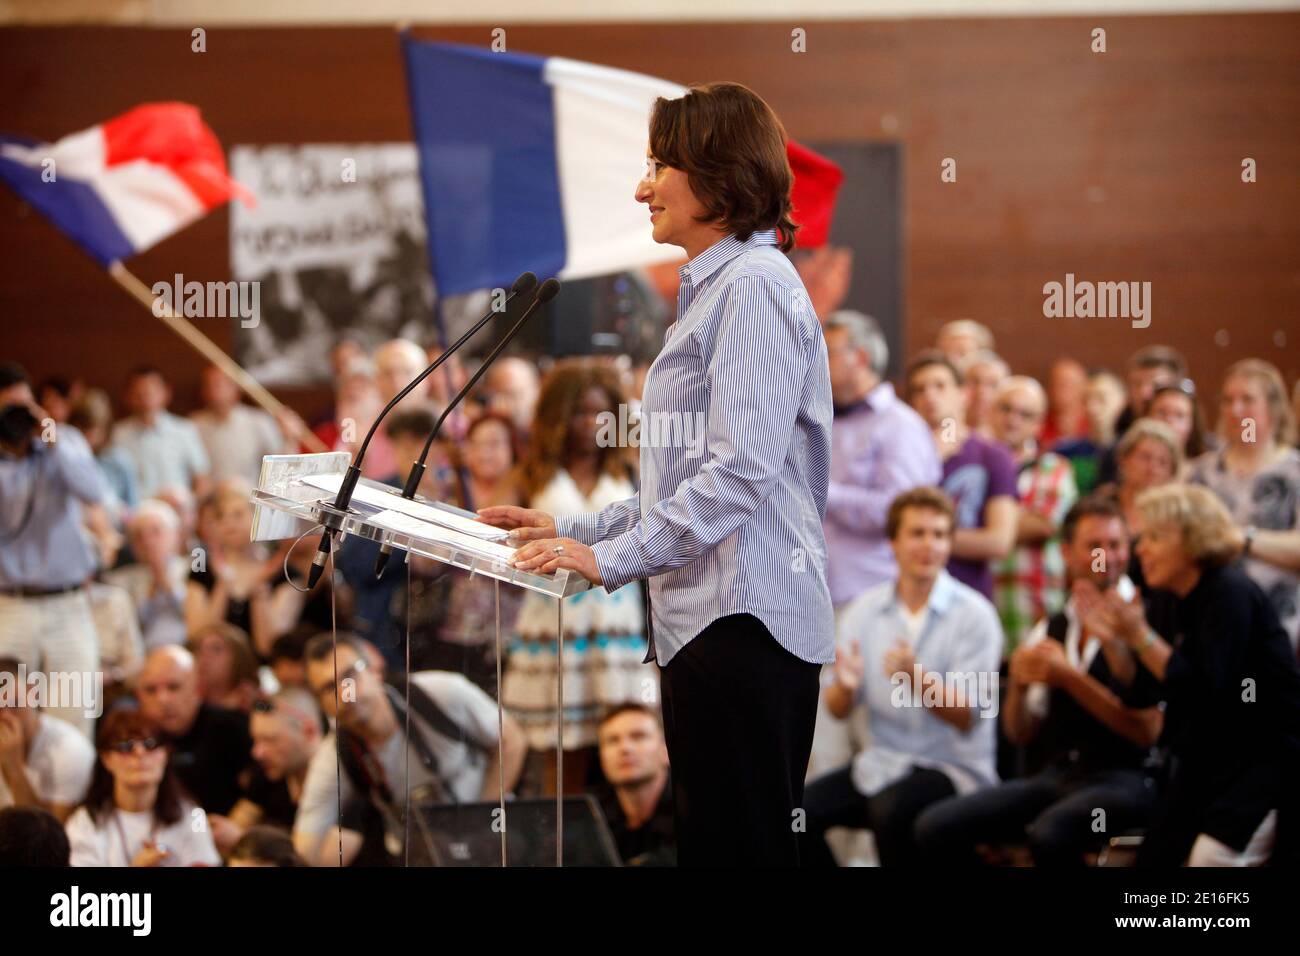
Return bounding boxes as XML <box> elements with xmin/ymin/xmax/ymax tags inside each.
<box><xmin>475</xmin><ymin>505</ymin><xmax>556</xmax><ymax>541</ymax></box>
<box><xmin>508</xmin><ymin>537</ymin><xmax>603</xmax><ymax>587</ymax></box>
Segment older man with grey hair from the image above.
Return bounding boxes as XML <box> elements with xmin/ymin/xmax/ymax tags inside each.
<box><xmin>105</xmin><ymin>499</ymin><xmax>191</xmax><ymax>650</ymax></box>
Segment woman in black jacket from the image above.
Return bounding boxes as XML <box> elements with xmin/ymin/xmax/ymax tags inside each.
<box><xmin>1074</xmin><ymin>483</ymin><xmax>1300</xmax><ymax>865</ymax></box>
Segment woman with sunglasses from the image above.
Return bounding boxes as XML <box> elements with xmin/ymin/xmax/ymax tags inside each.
<box><xmin>65</xmin><ymin>710</ymin><xmax>220</xmax><ymax>867</ymax></box>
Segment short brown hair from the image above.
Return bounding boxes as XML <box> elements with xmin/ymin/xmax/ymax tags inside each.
<box><xmin>649</xmin><ymin>82</ymin><xmax>798</xmax><ymax>252</ymax></box>
<box><xmin>906</xmin><ymin>349</ymin><xmax>964</xmax><ymax>391</ymax></box>
<box><xmin>886</xmin><ymin>487</ymin><xmax>956</xmax><ymax>540</ymax></box>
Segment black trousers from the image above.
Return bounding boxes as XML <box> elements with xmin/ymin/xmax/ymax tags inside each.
<box><xmin>659</xmin><ymin>613</ymin><xmax>821</xmax><ymax>866</ymax></box>
<box><xmin>914</xmin><ymin>765</ymin><xmax>1157</xmax><ymax>867</ymax></box>
<box><xmin>803</xmin><ymin>765</ymin><xmax>955</xmax><ymax>867</ymax></box>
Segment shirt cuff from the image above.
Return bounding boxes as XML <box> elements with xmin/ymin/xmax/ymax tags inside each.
<box><xmin>591</xmin><ymin>535</ymin><xmax>648</xmax><ymax>593</ymax></box>
<box><xmin>554</xmin><ymin>515</ymin><xmax>597</xmax><ymax>547</ymax></box>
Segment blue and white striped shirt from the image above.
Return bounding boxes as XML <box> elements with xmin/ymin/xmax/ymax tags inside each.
<box><xmin>555</xmin><ymin>230</ymin><xmax>835</xmax><ymax>665</ymax></box>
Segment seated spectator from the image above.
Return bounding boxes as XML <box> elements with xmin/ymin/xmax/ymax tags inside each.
<box><xmin>990</xmin><ymin>376</ymin><xmax>1078</xmax><ymax>653</ymax></box>
<box><xmin>595</xmin><ymin>703</ymin><xmax>675</xmax><ymax>866</ymax></box>
<box><xmin>1148</xmin><ymin>379</ymin><xmax>1211</xmax><ymax>471</ymax></box>
<box><xmin>804</xmin><ymin>488</ymin><xmax>1002</xmax><ymax>866</ymax></box>
<box><xmin>267</xmin><ymin>630</ymin><xmax>310</xmax><ymax>691</ymax></box>
<box><xmin>1099</xmin><ymin>345</ymin><xmax>1187</xmax><ymax>483</ymax></box>
<box><xmin>458</xmin><ymin>411</ymin><xmax>523</xmax><ymax>511</ymax></box>
<box><xmin>915</xmin><ymin>496</ymin><xmax>1162</xmax><ymax>866</ymax></box>
<box><xmin>65</xmin><ymin>710</ymin><xmax>221</xmax><ymax>866</ymax></box>
<box><xmin>0</xmin><ymin>656</ymin><xmax>96</xmax><ymax>821</ymax></box>
<box><xmin>105</xmin><ymin>499</ymin><xmax>191</xmax><ymax>651</ymax></box>
<box><xmin>1039</xmin><ymin>358</ymin><xmax>1090</xmax><ymax>447</ymax></box>
<box><xmin>1077</xmin><ymin>484</ymin><xmax>1300</xmax><ymax>866</ymax></box>
<box><xmin>935</xmin><ymin>319</ymin><xmax>994</xmax><ymax>365</ymax></box>
<box><xmin>960</xmin><ymin>350</ymin><xmax>1009</xmax><ymax>439</ymax></box>
<box><xmin>109</xmin><ymin>366</ymin><xmax>210</xmax><ymax>500</ymax></box>
<box><xmin>189</xmin><ymin>365</ymin><xmax>292</xmax><ymax>485</ymax></box>
<box><xmin>186</xmin><ymin>478</ymin><xmax>281</xmax><ymax>657</ymax></box>
<box><xmin>0</xmin><ymin>806</ymin><xmax>71</xmax><ymax>866</ymax></box>
<box><xmin>227</xmin><ymin>825</ymin><xmax>308</xmax><ymax>867</ymax></box>
<box><xmin>86</xmin><ymin>578</ymin><xmax>144</xmax><ymax>695</ymax></box>
<box><xmin>189</xmin><ymin>622</ymin><xmax>260</xmax><ymax>713</ymax></box>
<box><xmin>1052</xmin><ymin>369</ymin><xmax>1126</xmax><ymax>494</ymax></box>
<box><xmin>294</xmin><ymin>633</ymin><xmax>526</xmax><ymax>866</ymax></box>
<box><xmin>1097</xmin><ymin>419</ymin><xmax>1182</xmax><ymax>539</ymax></box>
<box><xmin>68</xmin><ymin>388</ymin><xmax>138</xmax><ymax>515</ymax></box>
<box><xmin>210</xmin><ymin>688</ymin><xmax>322</xmax><ymax>855</ymax></box>
<box><xmin>1189</xmin><ymin>358</ymin><xmax>1300</xmax><ymax>649</ymax></box>
<box><xmin>135</xmin><ymin>646</ymin><xmax>252</xmax><ymax>815</ymax></box>
<box><xmin>906</xmin><ymin>351</ymin><xmax>1018</xmax><ymax>600</ymax></box>
<box><xmin>480</xmin><ymin>356</ymin><xmax>541</xmax><ymax>448</ymax></box>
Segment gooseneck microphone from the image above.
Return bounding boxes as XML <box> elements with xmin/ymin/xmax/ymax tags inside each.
<box><xmin>373</xmin><ymin>276</ymin><xmax>561</xmax><ymax>580</ymax></box>
<box><xmin>305</xmin><ymin>271</ymin><xmax>538</xmax><ymax>589</ymax></box>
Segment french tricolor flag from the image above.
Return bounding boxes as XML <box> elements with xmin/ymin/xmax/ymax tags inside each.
<box><xmin>402</xmin><ymin>38</ymin><xmax>842</xmax><ymax>296</ymax></box>
<box><xmin>0</xmin><ymin>103</ymin><xmax>251</xmax><ymax>267</ymax></box>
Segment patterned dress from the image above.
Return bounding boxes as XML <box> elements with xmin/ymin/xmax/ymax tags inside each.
<box><xmin>994</xmin><ymin>450</ymin><xmax>1078</xmax><ymax>656</ymax></box>
<box><xmin>502</xmin><ymin>469</ymin><xmax>652</xmax><ymax>750</ymax></box>
<box><xmin>1189</xmin><ymin>448</ymin><xmax>1300</xmax><ymax>650</ymax></box>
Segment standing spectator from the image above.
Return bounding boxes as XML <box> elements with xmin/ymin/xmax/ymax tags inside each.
<box><xmin>65</xmin><ymin>710</ymin><xmax>221</xmax><ymax>867</ymax></box>
<box><xmin>109</xmin><ymin>367</ymin><xmax>210</xmax><ymax>500</ymax></box>
<box><xmin>961</xmin><ymin>351</ymin><xmax>1009</xmax><ymax>439</ymax></box>
<box><xmin>481</xmin><ymin>356</ymin><xmax>541</xmax><ymax>447</ymax></box>
<box><xmin>1148</xmin><ymin>379</ymin><xmax>1211</xmax><ymax>471</ymax></box>
<box><xmin>1052</xmin><ymin>370</ymin><xmax>1126</xmax><ymax>495</ymax></box>
<box><xmin>804</xmin><ymin>488</ymin><xmax>1002</xmax><ymax>866</ymax></box>
<box><xmin>906</xmin><ymin>351</ymin><xmax>1018</xmax><ymax>600</ymax></box>
<box><xmin>990</xmin><ymin>376</ymin><xmax>1079</xmax><ymax>653</ymax></box>
<box><xmin>503</xmin><ymin>362</ymin><xmax>648</xmax><ymax>792</ymax></box>
<box><xmin>67</xmin><ymin>389</ymin><xmax>137</xmax><ymax>514</ymax></box>
<box><xmin>1039</xmin><ymin>358</ymin><xmax>1090</xmax><ymax>447</ymax></box>
<box><xmin>135</xmin><ymin>647</ymin><xmax>253</xmax><ymax>816</ymax></box>
<box><xmin>1099</xmin><ymin>346</ymin><xmax>1187</xmax><ymax>483</ymax></box>
<box><xmin>1189</xmin><ymin>359</ymin><xmax>1300</xmax><ymax>648</ymax></box>
<box><xmin>935</xmin><ymin>319</ymin><xmax>994</xmax><ymax>365</ymax></box>
<box><xmin>595</xmin><ymin>703</ymin><xmax>676</xmax><ymax>866</ymax></box>
<box><xmin>0</xmin><ymin>361</ymin><xmax>104</xmax><ymax>737</ymax></box>
<box><xmin>0</xmin><ymin>656</ymin><xmax>96</xmax><ymax>821</ymax></box>
<box><xmin>105</xmin><ymin>500</ymin><xmax>191</xmax><ymax>651</ymax></box>
<box><xmin>1077</xmin><ymin>484</ymin><xmax>1300</xmax><ymax>865</ymax></box>
<box><xmin>915</xmin><ymin>496</ymin><xmax>1161</xmax><ymax>866</ymax></box>
<box><xmin>824</xmin><ymin>311</ymin><xmax>941</xmax><ymax>608</ymax></box>
<box><xmin>189</xmin><ymin>365</ymin><xmax>291</xmax><ymax>485</ymax></box>
<box><xmin>1098</xmin><ymin>419</ymin><xmax>1182</xmax><ymax>535</ymax></box>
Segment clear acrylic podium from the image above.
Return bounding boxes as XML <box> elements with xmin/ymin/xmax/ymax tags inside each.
<box><xmin>251</xmin><ymin>452</ymin><xmax>592</xmax><ymax>866</ymax></box>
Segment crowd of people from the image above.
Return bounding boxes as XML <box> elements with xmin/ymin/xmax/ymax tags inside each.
<box><xmin>2</xmin><ymin>305</ymin><xmax>1298</xmax><ymax>867</ymax></box>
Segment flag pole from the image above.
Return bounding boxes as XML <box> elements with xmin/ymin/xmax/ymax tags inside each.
<box><xmin>107</xmin><ymin>261</ymin><xmax>327</xmax><ymax>453</ymax></box>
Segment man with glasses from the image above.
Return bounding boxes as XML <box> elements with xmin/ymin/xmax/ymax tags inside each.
<box><xmin>294</xmin><ymin>633</ymin><xmax>526</xmax><ymax>866</ymax></box>
<box><xmin>989</xmin><ymin>376</ymin><xmax>1079</xmax><ymax>655</ymax></box>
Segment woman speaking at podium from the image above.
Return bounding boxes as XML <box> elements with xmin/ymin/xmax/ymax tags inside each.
<box><xmin>479</xmin><ymin>82</ymin><xmax>834</xmax><ymax>866</ymax></box>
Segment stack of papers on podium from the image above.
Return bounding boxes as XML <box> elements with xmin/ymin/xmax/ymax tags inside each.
<box><xmin>299</xmin><ymin>474</ymin><xmax>509</xmax><ymax>542</ymax></box>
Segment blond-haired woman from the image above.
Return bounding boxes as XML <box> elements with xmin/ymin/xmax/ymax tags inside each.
<box><xmin>1073</xmin><ymin>483</ymin><xmax>1300</xmax><ymax>866</ymax></box>
<box><xmin>1188</xmin><ymin>359</ymin><xmax>1300</xmax><ymax>649</ymax></box>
